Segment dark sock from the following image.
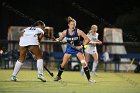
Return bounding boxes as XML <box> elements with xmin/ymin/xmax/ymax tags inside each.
<box><xmin>84</xmin><ymin>66</ymin><xmax>90</xmax><ymax>80</ymax></box>
<box><xmin>57</xmin><ymin>65</ymin><xmax>64</xmax><ymax>77</ymax></box>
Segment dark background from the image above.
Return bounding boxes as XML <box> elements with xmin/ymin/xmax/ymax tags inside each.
<box><xmin>0</xmin><ymin>0</ymin><xmax>140</xmax><ymax>42</ymax></box>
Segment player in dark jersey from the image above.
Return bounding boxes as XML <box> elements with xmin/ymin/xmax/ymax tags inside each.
<box><xmin>54</xmin><ymin>17</ymin><xmax>96</xmax><ymax>83</ymax></box>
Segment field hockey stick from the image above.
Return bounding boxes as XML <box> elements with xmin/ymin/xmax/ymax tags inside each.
<box><xmin>28</xmin><ymin>51</ymin><xmax>54</xmax><ymax>77</ymax></box>
<box><xmin>127</xmin><ymin>58</ymin><xmax>135</xmax><ymax>72</ymax></box>
<box><xmin>43</xmin><ymin>65</ymin><xmax>54</xmax><ymax>77</ymax></box>
<box><xmin>55</xmin><ymin>38</ymin><xmax>77</xmax><ymax>49</ymax></box>
<box><xmin>88</xmin><ymin>41</ymin><xmax>102</xmax><ymax>45</ymax></box>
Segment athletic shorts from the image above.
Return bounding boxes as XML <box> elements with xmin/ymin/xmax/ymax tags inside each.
<box><xmin>65</xmin><ymin>46</ymin><xmax>82</xmax><ymax>55</ymax></box>
<box><xmin>84</xmin><ymin>46</ymin><xmax>97</xmax><ymax>55</ymax></box>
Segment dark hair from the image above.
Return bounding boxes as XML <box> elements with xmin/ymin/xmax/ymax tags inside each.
<box><xmin>32</xmin><ymin>20</ymin><xmax>45</xmax><ymax>27</ymax></box>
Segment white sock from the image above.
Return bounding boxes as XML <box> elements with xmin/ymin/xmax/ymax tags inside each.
<box><xmin>81</xmin><ymin>66</ymin><xmax>84</xmax><ymax>72</ymax></box>
<box><xmin>92</xmin><ymin>61</ymin><xmax>98</xmax><ymax>71</ymax></box>
<box><xmin>37</xmin><ymin>59</ymin><xmax>43</xmax><ymax>75</ymax></box>
<box><xmin>12</xmin><ymin>60</ymin><xmax>23</xmax><ymax>76</ymax></box>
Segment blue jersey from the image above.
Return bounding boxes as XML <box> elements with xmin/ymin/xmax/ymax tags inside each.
<box><xmin>65</xmin><ymin>28</ymin><xmax>82</xmax><ymax>55</ymax></box>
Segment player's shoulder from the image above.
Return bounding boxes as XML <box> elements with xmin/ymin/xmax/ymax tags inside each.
<box><xmin>96</xmin><ymin>33</ymin><xmax>99</xmax><ymax>36</ymax></box>
<box><xmin>62</xmin><ymin>29</ymin><xmax>67</xmax><ymax>34</ymax></box>
<box><xmin>77</xmin><ymin>28</ymin><xmax>84</xmax><ymax>33</ymax></box>
<box><xmin>63</xmin><ymin>29</ymin><xmax>67</xmax><ymax>32</ymax></box>
<box><xmin>36</xmin><ymin>27</ymin><xmax>42</xmax><ymax>31</ymax></box>
<box><xmin>36</xmin><ymin>27</ymin><xmax>44</xmax><ymax>34</ymax></box>
<box><xmin>24</xmin><ymin>27</ymin><xmax>30</xmax><ymax>30</ymax></box>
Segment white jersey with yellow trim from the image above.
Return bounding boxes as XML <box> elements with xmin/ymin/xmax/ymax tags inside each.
<box><xmin>19</xmin><ymin>27</ymin><xmax>44</xmax><ymax>46</ymax></box>
<box><xmin>85</xmin><ymin>32</ymin><xmax>99</xmax><ymax>54</ymax></box>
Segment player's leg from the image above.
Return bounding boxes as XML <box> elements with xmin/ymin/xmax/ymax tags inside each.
<box><xmin>81</xmin><ymin>53</ymin><xmax>90</xmax><ymax>76</ymax></box>
<box><xmin>54</xmin><ymin>54</ymin><xmax>71</xmax><ymax>81</ymax></box>
<box><xmin>29</xmin><ymin>45</ymin><xmax>46</xmax><ymax>82</ymax></box>
<box><xmin>92</xmin><ymin>52</ymin><xmax>99</xmax><ymax>76</ymax></box>
<box><xmin>11</xmin><ymin>46</ymin><xmax>28</xmax><ymax>81</ymax></box>
<box><xmin>77</xmin><ymin>52</ymin><xmax>95</xmax><ymax>83</ymax></box>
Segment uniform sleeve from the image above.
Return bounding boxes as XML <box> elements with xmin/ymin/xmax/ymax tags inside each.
<box><xmin>36</xmin><ymin>28</ymin><xmax>44</xmax><ymax>35</ymax></box>
<box><xmin>96</xmin><ymin>33</ymin><xmax>99</xmax><ymax>39</ymax></box>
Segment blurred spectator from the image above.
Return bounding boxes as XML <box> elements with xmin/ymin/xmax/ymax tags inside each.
<box><xmin>113</xmin><ymin>54</ymin><xmax>120</xmax><ymax>72</ymax></box>
<box><xmin>0</xmin><ymin>49</ymin><xmax>4</xmax><ymax>69</ymax></box>
<box><xmin>102</xmin><ymin>50</ymin><xmax>111</xmax><ymax>72</ymax></box>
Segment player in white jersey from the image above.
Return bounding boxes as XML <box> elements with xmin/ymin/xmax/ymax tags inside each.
<box><xmin>11</xmin><ymin>20</ymin><xmax>46</xmax><ymax>82</ymax></box>
<box><xmin>81</xmin><ymin>25</ymin><xmax>102</xmax><ymax>76</ymax></box>
<box><xmin>19</xmin><ymin>27</ymin><xmax>44</xmax><ymax>46</ymax></box>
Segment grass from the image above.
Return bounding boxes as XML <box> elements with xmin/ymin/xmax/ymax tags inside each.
<box><xmin>0</xmin><ymin>69</ymin><xmax>140</xmax><ymax>93</ymax></box>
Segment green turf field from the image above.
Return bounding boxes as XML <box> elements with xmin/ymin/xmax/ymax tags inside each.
<box><xmin>0</xmin><ymin>70</ymin><xmax>139</xmax><ymax>93</ymax></box>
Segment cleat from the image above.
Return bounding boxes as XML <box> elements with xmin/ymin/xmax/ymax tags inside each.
<box><xmin>88</xmin><ymin>78</ymin><xmax>96</xmax><ymax>83</ymax></box>
<box><xmin>11</xmin><ymin>75</ymin><xmax>18</xmax><ymax>81</ymax></box>
<box><xmin>37</xmin><ymin>74</ymin><xmax>46</xmax><ymax>82</ymax></box>
<box><xmin>54</xmin><ymin>76</ymin><xmax>61</xmax><ymax>81</ymax></box>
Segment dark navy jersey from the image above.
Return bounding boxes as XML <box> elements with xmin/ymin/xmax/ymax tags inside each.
<box><xmin>66</xmin><ymin>28</ymin><xmax>81</xmax><ymax>46</ymax></box>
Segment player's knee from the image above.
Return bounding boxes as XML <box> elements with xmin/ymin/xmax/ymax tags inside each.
<box><xmin>36</xmin><ymin>54</ymin><xmax>43</xmax><ymax>60</ymax></box>
<box><xmin>18</xmin><ymin>54</ymin><xmax>26</xmax><ymax>62</ymax></box>
<box><xmin>81</xmin><ymin>60</ymin><xmax>87</xmax><ymax>67</ymax></box>
<box><xmin>18</xmin><ymin>58</ymin><xmax>25</xmax><ymax>63</ymax></box>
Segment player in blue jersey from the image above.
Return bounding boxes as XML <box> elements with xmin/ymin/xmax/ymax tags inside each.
<box><xmin>54</xmin><ymin>17</ymin><xmax>96</xmax><ymax>83</ymax></box>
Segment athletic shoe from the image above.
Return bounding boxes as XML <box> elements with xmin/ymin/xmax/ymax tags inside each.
<box><xmin>11</xmin><ymin>75</ymin><xmax>17</xmax><ymax>81</ymax></box>
<box><xmin>54</xmin><ymin>76</ymin><xmax>61</xmax><ymax>81</ymax></box>
<box><xmin>37</xmin><ymin>74</ymin><xmax>46</xmax><ymax>82</ymax></box>
<box><xmin>88</xmin><ymin>78</ymin><xmax>96</xmax><ymax>83</ymax></box>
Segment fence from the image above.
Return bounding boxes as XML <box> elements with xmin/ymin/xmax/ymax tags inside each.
<box><xmin>0</xmin><ymin>40</ymin><xmax>140</xmax><ymax>72</ymax></box>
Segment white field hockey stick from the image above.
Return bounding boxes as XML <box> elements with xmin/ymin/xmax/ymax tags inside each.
<box><xmin>127</xmin><ymin>58</ymin><xmax>135</xmax><ymax>72</ymax></box>
<box><xmin>88</xmin><ymin>41</ymin><xmax>102</xmax><ymax>45</ymax></box>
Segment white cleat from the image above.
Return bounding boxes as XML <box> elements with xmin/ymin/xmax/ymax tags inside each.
<box><xmin>88</xmin><ymin>78</ymin><xmax>96</xmax><ymax>83</ymax></box>
<box><xmin>54</xmin><ymin>76</ymin><xmax>61</xmax><ymax>81</ymax></box>
<box><xmin>38</xmin><ymin>74</ymin><xmax>46</xmax><ymax>82</ymax></box>
<box><xmin>11</xmin><ymin>75</ymin><xmax>18</xmax><ymax>81</ymax></box>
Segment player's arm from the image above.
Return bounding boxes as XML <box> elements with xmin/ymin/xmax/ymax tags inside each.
<box><xmin>90</xmin><ymin>33</ymin><xmax>102</xmax><ymax>44</ymax></box>
<box><xmin>56</xmin><ymin>30</ymin><xmax>66</xmax><ymax>41</ymax></box>
<box><xmin>38</xmin><ymin>33</ymin><xmax>44</xmax><ymax>40</ymax></box>
<box><xmin>95</xmin><ymin>39</ymin><xmax>102</xmax><ymax>44</ymax></box>
<box><xmin>78</xmin><ymin>29</ymin><xmax>90</xmax><ymax>45</ymax></box>
<box><xmin>37</xmin><ymin>28</ymin><xmax>44</xmax><ymax>42</ymax></box>
<box><xmin>90</xmin><ymin>39</ymin><xmax>102</xmax><ymax>45</ymax></box>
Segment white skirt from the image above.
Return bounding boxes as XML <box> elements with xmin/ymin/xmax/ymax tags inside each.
<box><xmin>84</xmin><ymin>46</ymin><xmax>97</xmax><ymax>55</ymax></box>
<box><xmin>19</xmin><ymin>36</ymin><xmax>39</xmax><ymax>46</ymax></box>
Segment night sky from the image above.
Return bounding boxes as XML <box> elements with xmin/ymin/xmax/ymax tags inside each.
<box><xmin>1</xmin><ymin>0</ymin><xmax>140</xmax><ymax>41</ymax></box>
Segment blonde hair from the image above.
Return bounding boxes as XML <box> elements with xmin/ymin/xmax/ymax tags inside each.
<box><xmin>88</xmin><ymin>24</ymin><xmax>98</xmax><ymax>34</ymax></box>
<box><xmin>91</xmin><ymin>25</ymin><xmax>98</xmax><ymax>30</ymax></box>
<box><xmin>67</xmin><ymin>16</ymin><xmax>76</xmax><ymax>25</ymax></box>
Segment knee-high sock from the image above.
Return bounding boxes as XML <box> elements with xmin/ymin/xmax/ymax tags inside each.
<box><xmin>12</xmin><ymin>60</ymin><xmax>23</xmax><ymax>76</ymax></box>
<box><xmin>81</xmin><ymin>66</ymin><xmax>84</xmax><ymax>72</ymax></box>
<box><xmin>37</xmin><ymin>59</ymin><xmax>43</xmax><ymax>75</ymax></box>
<box><xmin>57</xmin><ymin>65</ymin><xmax>64</xmax><ymax>77</ymax></box>
<box><xmin>92</xmin><ymin>61</ymin><xmax>98</xmax><ymax>71</ymax></box>
<box><xmin>84</xmin><ymin>66</ymin><xmax>90</xmax><ymax>80</ymax></box>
